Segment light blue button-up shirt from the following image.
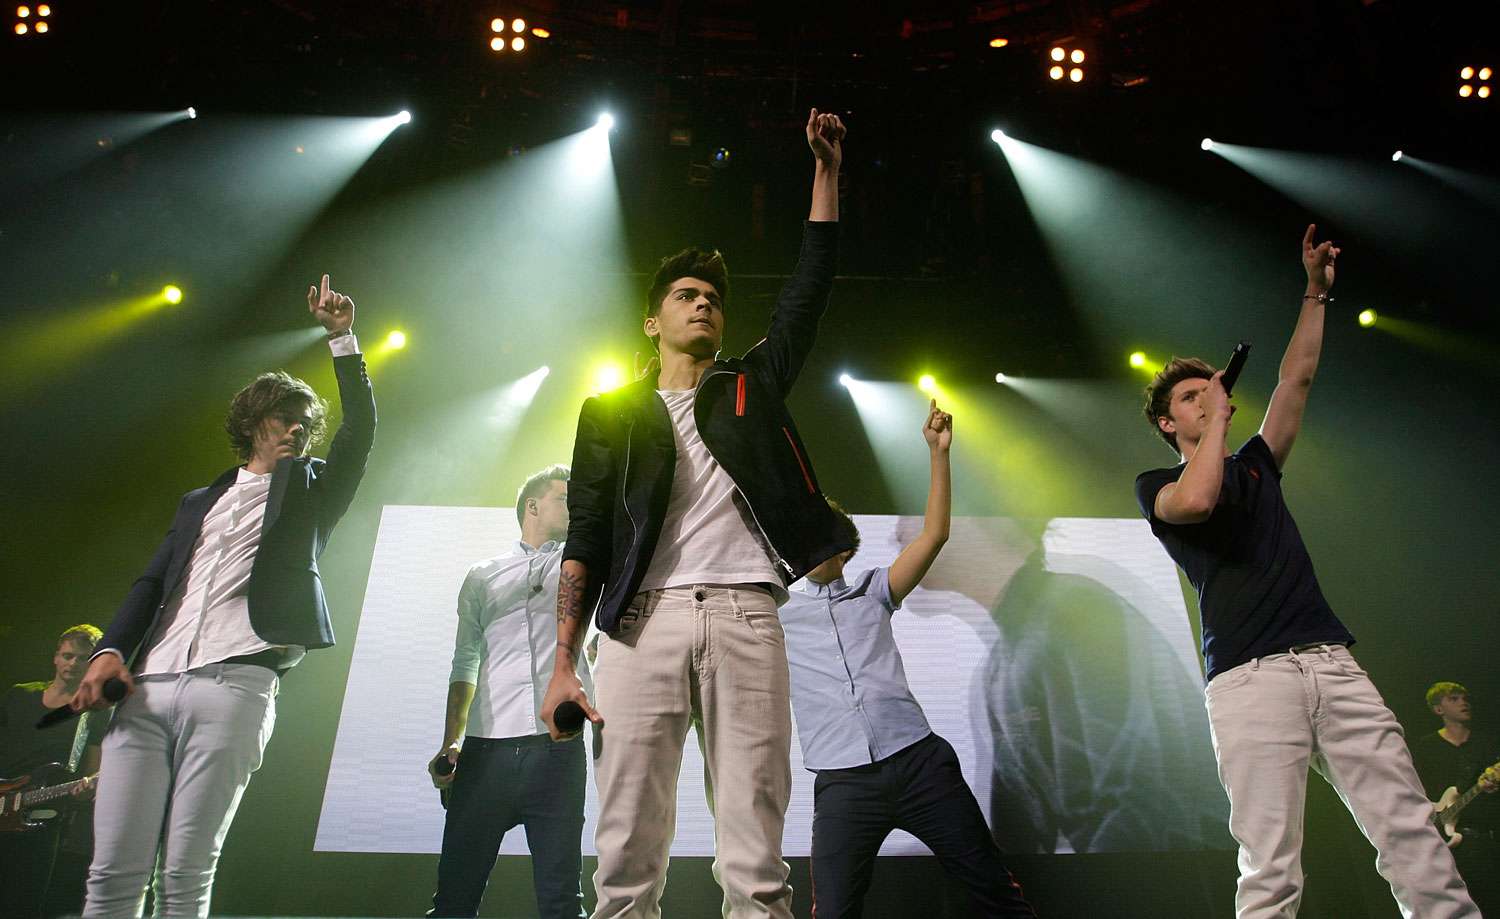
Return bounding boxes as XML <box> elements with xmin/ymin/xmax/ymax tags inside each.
<box><xmin>779</xmin><ymin>567</ymin><xmax>933</xmax><ymax>770</ymax></box>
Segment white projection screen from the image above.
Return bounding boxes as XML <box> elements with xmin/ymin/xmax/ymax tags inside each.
<box><xmin>315</xmin><ymin>506</ymin><xmax>1230</xmax><ymax>857</ymax></box>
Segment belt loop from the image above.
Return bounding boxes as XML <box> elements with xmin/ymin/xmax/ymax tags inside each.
<box><xmin>215</xmin><ymin>663</ymin><xmax>226</xmax><ymax>684</ymax></box>
<box><xmin>1251</xmin><ymin>657</ymin><xmax>1261</xmax><ymax>671</ymax></box>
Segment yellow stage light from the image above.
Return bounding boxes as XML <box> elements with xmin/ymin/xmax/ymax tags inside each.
<box><xmin>989</xmin><ymin>37</ymin><xmax>1008</xmax><ymax>48</ymax></box>
<box><xmin>1481</xmin><ymin>86</ymin><xmax>1492</xmax><ymax>99</ymax></box>
<box><xmin>1460</xmin><ymin>85</ymin><xmax>1473</xmax><ymax>98</ymax></box>
<box><xmin>594</xmin><ymin>363</ymin><xmax>625</xmax><ymax>393</ymax></box>
<box><xmin>918</xmin><ymin>374</ymin><xmax>937</xmax><ymax>393</ymax></box>
<box><xmin>1069</xmin><ymin>67</ymin><xmax>1084</xmax><ymax>82</ymax></box>
<box><xmin>511</xmin><ymin>36</ymin><xmax>525</xmax><ymax>51</ymax></box>
<box><xmin>163</xmin><ymin>285</ymin><xmax>183</xmax><ymax>305</ymax></box>
<box><xmin>1071</xmin><ymin>49</ymin><xmax>1085</xmax><ymax>63</ymax></box>
<box><xmin>17</xmin><ymin>6</ymin><xmax>29</xmax><ymax>18</ymax></box>
<box><xmin>490</xmin><ymin>36</ymin><xmax>504</xmax><ymax>51</ymax></box>
<box><xmin>1462</xmin><ymin>66</ymin><xmax>1475</xmax><ymax>80</ymax></box>
<box><xmin>491</xmin><ymin>17</ymin><xmax>504</xmax><ymax>32</ymax></box>
<box><xmin>33</xmin><ymin>18</ymin><xmax>44</xmax><ymax>31</ymax></box>
<box><xmin>512</xmin><ymin>18</ymin><xmax>526</xmax><ymax>33</ymax></box>
<box><xmin>1481</xmin><ymin>67</ymin><xmax>1493</xmax><ymax>81</ymax></box>
<box><xmin>386</xmin><ymin>330</ymin><xmax>407</xmax><ymax>350</ymax></box>
<box><xmin>35</xmin><ymin>2</ymin><xmax>45</xmax><ymax>13</ymax></box>
<box><xmin>13</xmin><ymin>21</ymin><xmax>24</xmax><ymax>33</ymax></box>
<box><xmin>1129</xmin><ymin>351</ymin><xmax>1147</xmax><ymax>369</ymax></box>
<box><xmin>1358</xmin><ymin>309</ymin><xmax>1377</xmax><ymax>328</ymax></box>
<box><xmin>532</xmin><ymin>27</ymin><xmax>550</xmax><ymax>38</ymax></box>
<box><xmin>1049</xmin><ymin>65</ymin><xmax>1064</xmax><ymax>81</ymax></box>
<box><xmin>1050</xmin><ymin>47</ymin><xmax>1065</xmax><ymax>62</ymax></box>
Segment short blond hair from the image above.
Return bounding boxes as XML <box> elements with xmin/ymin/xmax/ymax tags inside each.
<box><xmin>1426</xmin><ymin>681</ymin><xmax>1469</xmax><ymax>708</ymax></box>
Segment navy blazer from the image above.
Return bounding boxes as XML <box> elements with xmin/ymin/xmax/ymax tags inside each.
<box><xmin>99</xmin><ymin>353</ymin><xmax>376</xmax><ymax>663</ymax></box>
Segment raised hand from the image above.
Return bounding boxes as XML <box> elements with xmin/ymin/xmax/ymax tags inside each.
<box><xmin>1301</xmin><ymin>224</ymin><xmax>1339</xmax><ymax>293</ymax></box>
<box><xmin>922</xmin><ymin>398</ymin><xmax>953</xmax><ymax>452</ymax></box>
<box><xmin>806</xmin><ymin>108</ymin><xmax>846</xmax><ymax>170</ymax></box>
<box><xmin>307</xmin><ymin>273</ymin><xmax>355</xmax><ymax>334</ymax></box>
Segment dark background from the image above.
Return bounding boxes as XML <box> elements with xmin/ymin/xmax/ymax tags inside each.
<box><xmin>2</xmin><ymin>1</ymin><xmax>1498</xmax><ymax>916</ymax></box>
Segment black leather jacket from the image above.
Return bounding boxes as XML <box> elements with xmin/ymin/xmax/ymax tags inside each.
<box><xmin>563</xmin><ymin>221</ymin><xmax>852</xmax><ymax>633</ymax></box>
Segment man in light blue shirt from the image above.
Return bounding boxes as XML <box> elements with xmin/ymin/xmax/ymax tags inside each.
<box><xmin>779</xmin><ymin>402</ymin><xmax>1036</xmax><ymax>918</ymax></box>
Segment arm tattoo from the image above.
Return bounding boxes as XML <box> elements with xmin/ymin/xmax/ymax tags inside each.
<box><xmin>557</xmin><ymin>568</ymin><xmax>587</xmax><ymax>626</ymax></box>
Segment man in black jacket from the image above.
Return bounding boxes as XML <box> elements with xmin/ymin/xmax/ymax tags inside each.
<box><xmin>72</xmin><ymin>275</ymin><xmax>375</xmax><ymax>917</ymax></box>
<box><xmin>540</xmin><ymin>110</ymin><xmax>848</xmax><ymax>919</ymax></box>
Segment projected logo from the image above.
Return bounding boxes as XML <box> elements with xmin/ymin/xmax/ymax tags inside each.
<box><xmin>315</xmin><ymin>507</ymin><xmax>1229</xmax><ymax>856</ymax></box>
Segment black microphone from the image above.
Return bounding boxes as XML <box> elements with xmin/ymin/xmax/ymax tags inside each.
<box><xmin>37</xmin><ymin>678</ymin><xmax>127</xmax><ymax>729</ymax></box>
<box><xmin>1221</xmin><ymin>341</ymin><xmax>1251</xmax><ymax>396</ymax></box>
<box><xmin>554</xmin><ymin>700</ymin><xmax>586</xmax><ymax>735</ymax></box>
<box><xmin>431</xmin><ymin>753</ymin><xmax>456</xmax><ymax>777</ymax></box>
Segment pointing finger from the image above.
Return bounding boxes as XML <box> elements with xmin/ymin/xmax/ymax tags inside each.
<box><xmin>1302</xmin><ymin>224</ymin><xmax>1316</xmax><ymax>252</ymax></box>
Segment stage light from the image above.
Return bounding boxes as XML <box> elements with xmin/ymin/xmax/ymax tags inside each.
<box><xmin>594</xmin><ymin>363</ymin><xmax>624</xmax><ymax>393</ymax></box>
<box><xmin>712</xmin><ymin>146</ymin><xmax>731</xmax><ymax>168</ymax></box>
<box><xmin>1358</xmin><ymin>309</ymin><xmax>1377</xmax><ymax>328</ymax></box>
<box><xmin>491</xmin><ymin>17</ymin><xmax>504</xmax><ymax>32</ymax></box>
<box><xmin>33</xmin><ymin>18</ymin><xmax>43</xmax><ymax>31</ymax></box>
<box><xmin>989</xmin><ymin>37</ymin><xmax>1009</xmax><ymax>48</ymax></box>
<box><xmin>512</xmin><ymin>18</ymin><xmax>526</xmax><ymax>32</ymax></box>
<box><xmin>1482</xmin><ymin>67</ymin><xmax>1493</xmax><ymax>81</ymax></box>
<box><xmin>13</xmin><ymin>22</ymin><xmax>24</xmax><ymax>33</ymax></box>
<box><xmin>597</xmin><ymin>112</ymin><xmax>615</xmax><ymax>130</ymax></box>
<box><xmin>1049</xmin><ymin>66</ymin><xmax>1065</xmax><ymax>81</ymax></box>
<box><xmin>918</xmin><ymin>374</ymin><xmax>937</xmax><ymax>393</ymax></box>
<box><xmin>995</xmin><ymin>372</ymin><xmax>1008</xmax><ymax>383</ymax></box>
<box><xmin>386</xmin><ymin>330</ymin><xmax>407</xmax><ymax>350</ymax></box>
<box><xmin>396</xmin><ymin>110</ymin><xmax>412</xmax><ymax>125</ymax></box>
<box><xmin>990</xmin><ymin>129</ymin><xmax>1006</xmax><ymax>144</ymax></box>
<box><xmin>1200</xmin><ymin>137</ymin><xmax>1215</xmax><ymax>151</ymax></box>
<box><xmin>491</xmin><ymin>36</ymin><xmax>504</xmax><ymax>51</ymax></box>
<box><xmin>511</xmin><ymin>35</ymin><xmax>525</xmax><ymax>51</ymax></box>
<box><xmin>1482</xmin><ymin>86</ymin><xmax>1492</xmax><ymax>99</ymax></box>
<box><xmin>1050</xmin><ymin>47</ymin><xmax>1065</xmax><ymax>62</ymax></box>
<box><xmin>839</xmin><ymin>373</ymin><xmax>854</xmax><ymax>387</ymax></box>
<box><xmin>1392</xmin><ymin>150</ymin><xmax>1403</xmax><ymax>162</ymax></box>
<box><xmin>163</xmin><ymin>285</ymin><xmax>183</xmax><ymax>305</ymax></box>
<box><xmin>186</xmin><ymin>106</ymin><xmax>197</xmax><ymax>119</ymax></box>
<box><xmin>17</xmin><ymin>5</ymin><xmax>28</xmax><ymax>17</ymax></box>
<box><xmin>1071</xmin><ymin>49</ymin><xmax>1085</xmax><ymax>63</ymax></box>
<box><xmin>34</xmin><ymin>2</ymin><xmax>44</xmax><ymax>12</ymax></box>
<box><xmin>1069</xmin><ymin>67</ymin><xmax>1084</xmax><ymax>83</ymax></box>
<box><xmin>1129</xmin><ymin>351</ymin><xmax>1147</xmax><ymax>369</ymax></box>
<box><xmin>1460</xmin><ymin>85</ymin><xmax>1474</xmax><ymax>98</ymax></box>
<box><xmin>1462</xmin><ymin>66</ymin><xmax>1475</xmax><ymax>80</ymax></box>
<box><xmin>532</xmin><ymin>27</ymin><xmax>550</xmax><ymax>38</ymax></box>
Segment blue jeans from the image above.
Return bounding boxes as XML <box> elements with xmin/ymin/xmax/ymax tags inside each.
<box><xmin>428</xmin><ymin>733</ymin><xmax>586</xmax><ymax>919</ymax></box>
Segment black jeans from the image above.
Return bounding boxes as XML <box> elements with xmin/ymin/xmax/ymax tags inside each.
<box><xmin>810</xmin><ymin>732</ymin><xmax>1035</xmax><ymax>919</ymax></box>
<box><xmin>428</xmin><ymin>733</ymin><xmax>587</xmax><ymax>919</ymax></box>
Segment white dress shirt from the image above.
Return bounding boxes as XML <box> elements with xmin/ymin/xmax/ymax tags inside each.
<box><xmin>450</xmin><ymin>540</ymin><xmax>592</xmax><ymax>739</ymax></box>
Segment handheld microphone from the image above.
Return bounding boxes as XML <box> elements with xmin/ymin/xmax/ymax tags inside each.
<box><xmin>554</xmin><ymin>701</ymin><xmax>586</xmax><ymax>735</ymax></box>
<box><xmin>432</xmin><ymin>754</ymin><xmax>456</xmax><ymax>777</ymax></box>
<box><xmin>37</xmin><ymin>678</ymin><xmax>127</xmax><ymax>729</ymax></box>
<box><xmin>1221</xmin><ymin>341</ymin><xmax>1251</xmax><ymax>396</ymax></box>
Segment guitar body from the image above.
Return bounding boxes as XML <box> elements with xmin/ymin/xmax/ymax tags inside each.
<box><xmin>0</xmin><ymin>763</ymin><xmax>84</xmax><ymax>833</ymax></box>
<box><xmin>1434</xmin><ymin>786</ymin><xmax>1464</xmax><ymax>849</ymax></box>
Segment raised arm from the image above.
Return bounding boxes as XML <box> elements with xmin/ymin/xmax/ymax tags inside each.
<box><xmin>1259</xmin><ymin>225</ymin><xmax>1337</xmax><ymax>470</ymax></box>
<box><xmin>743</xmin><ymin>110</ymin><xmax>845</xmax><ymax>395</ymax></box>
<box><xmin>889</xmin><ymin>400</ymin><xmax>953</xmax><ymax>606</ymax></box>
<box><xmin>308</xmin><ymin>274</ymin><xmax>376</xmax><ymax>530</ymax></box>
<box><xmin>1153</xmin><ymin>372</ymin><xmax>1233</xmax><ymax>525</ymax></box>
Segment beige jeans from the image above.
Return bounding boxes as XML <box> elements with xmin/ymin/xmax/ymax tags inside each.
<box><xmin>1205</xmin><ymin>643</ymin><xmax>1477</xmax><ymax>919</ymax></box>
<box><xmin>590</xmin><ymin>585</ymin><xmax>793</xmax><ymax>919</ymax></box>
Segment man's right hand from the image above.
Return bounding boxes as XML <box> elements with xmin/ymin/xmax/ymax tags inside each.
<box><xmin>540</xmin><ymin>669</ymin><xmax>602</xmax><ymax>741</ymax></box>
<box><xmin>1201</xmin><ymin>370</ymin><xmax>1234</xmax><ymax>429</ymax></box>
<box><xmin>72</xmin><ymin>653</ymin><xmax>134</xmax><ymax>711</ymax></box>
<box><xmin>429</xmin><ymin>743</ymin><xmax>461</xmax><ymax>789</ymax></box>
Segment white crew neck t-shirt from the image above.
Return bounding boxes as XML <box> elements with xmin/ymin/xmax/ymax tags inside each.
<box><xmin>636</xmin><ymin>388</ymin><xmax>786</xmax><ymax>601</ymax></box>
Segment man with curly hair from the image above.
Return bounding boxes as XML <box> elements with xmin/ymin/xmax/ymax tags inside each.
<box><xmin>72</xmin><ymin>274</ymin><xmax>376</xmax><ymax>917</ymax></box>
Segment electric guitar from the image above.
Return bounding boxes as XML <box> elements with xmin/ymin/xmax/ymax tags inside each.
<box><xmin>1432</xmin><ymin>761</ymin><xmax>1500</xmax><ymax>849</ymax></box>
<box><xmin>0</xmin><ymin>764</ymin><xmax>98</xmax><ymax>832</ymax></box>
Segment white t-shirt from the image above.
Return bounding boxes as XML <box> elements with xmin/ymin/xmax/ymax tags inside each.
<box><xmin>636</xmin><ymin>388</ymin><xmax>786</xmax><ymax>599</ymax></box>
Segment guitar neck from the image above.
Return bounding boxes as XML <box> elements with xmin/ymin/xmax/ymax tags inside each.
<box><xmin>20</xmin><ymin>778</ymin><xmax>89</xmax><ymax>807</ymax></box>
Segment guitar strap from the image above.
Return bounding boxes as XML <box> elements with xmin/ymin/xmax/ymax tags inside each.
<box><xmin>66</xmin><ymin>710</ymin><xmax>93</xmax><ymax>773</ymax></box>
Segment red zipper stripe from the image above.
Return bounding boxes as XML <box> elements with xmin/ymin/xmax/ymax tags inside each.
<box><xmin>735</xmin><ymin>373</ymin><xmax>747</xmax><ymax>416</ymax></box>
<box><xmin>783</xmin><ymin>426</ymin><xmax>816</xmax><ymax>494</ymax></box>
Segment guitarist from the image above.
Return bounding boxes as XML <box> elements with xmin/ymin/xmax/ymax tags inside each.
<box><xmin>0</xmin><ymin>624</ymin><xmax>107</xmax><ymax>919</ymax></box>
<box><xmin>1412</xmin><ymin>681</ymin><xmax>1500</xmax><ymax>913</ymax></box>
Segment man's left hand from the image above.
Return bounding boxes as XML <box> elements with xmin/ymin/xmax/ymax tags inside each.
<box><xmin>922</xmin><ymin>398</ymin><xmax>953</xmax><ymax>452</ymax></box>
<box><xmin>1301</xmin><ymin>224</ymin><xmax>1339</xmax><ymax>293</ymax></box>
<box><xmin>308</xmin><ymin>273</ymin><xmax>355</xmax><ymax>334</ymax></box>
<box><xmin>806</xmin><ymin>109</ymin><xmax>846</xmax><ymax>171</ymax></box>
